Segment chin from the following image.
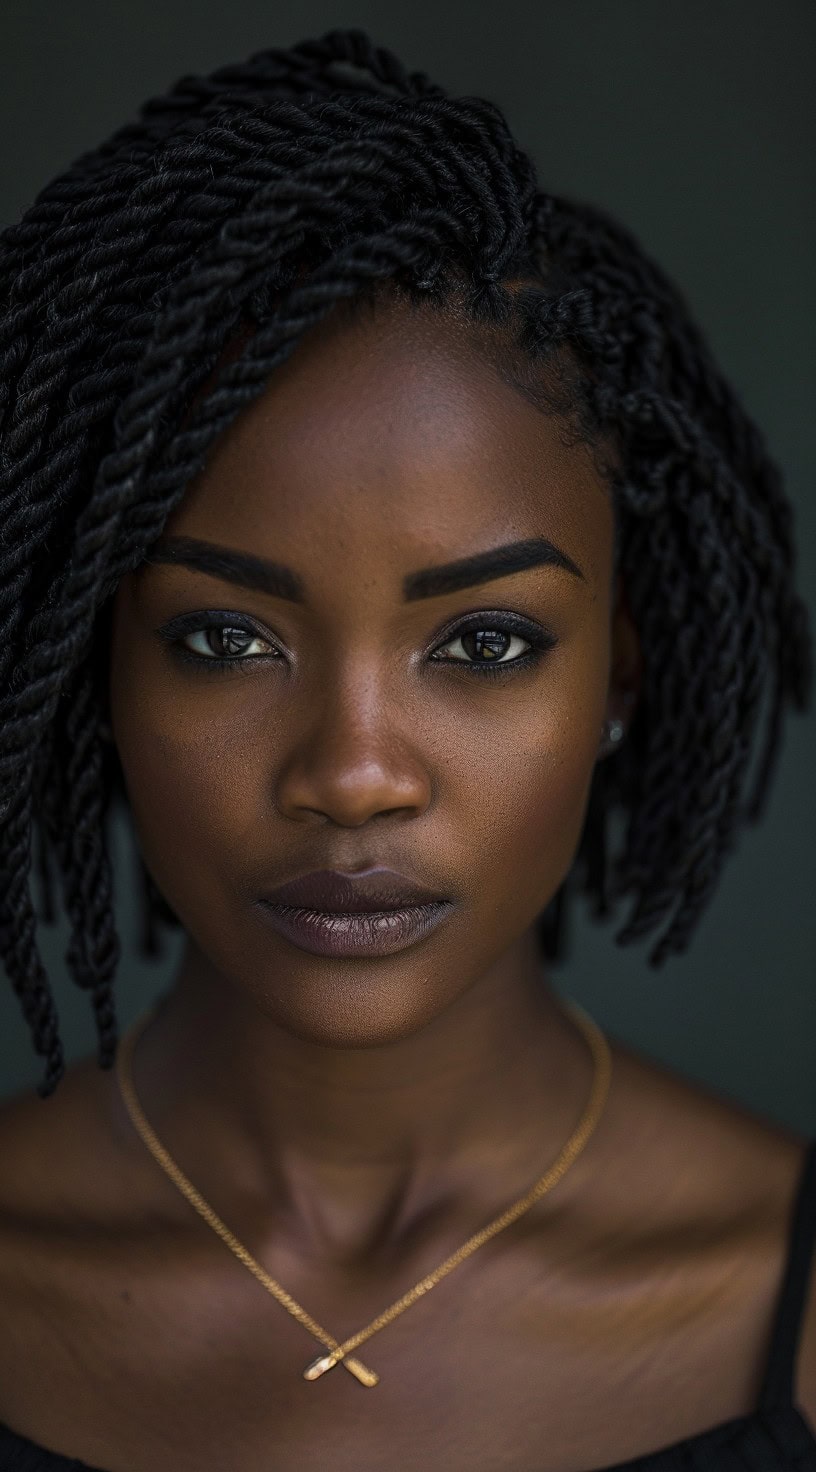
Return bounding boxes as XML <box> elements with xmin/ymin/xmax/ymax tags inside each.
<box><xmin>227</xmin><ymin>944</ymin><xmax>464</xmax><ymax>1050</ymax></box>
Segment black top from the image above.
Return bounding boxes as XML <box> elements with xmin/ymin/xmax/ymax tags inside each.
<box><xmin>1</xmin><ymin>1138</ymin><xmax>815</xmax><ymax>1471</ymax></box>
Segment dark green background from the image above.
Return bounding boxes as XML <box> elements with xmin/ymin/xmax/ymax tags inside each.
<box><xmin>1</xmin><ymin>1</ymin><xmax>813</xmax><ymax>1127</ymax></box>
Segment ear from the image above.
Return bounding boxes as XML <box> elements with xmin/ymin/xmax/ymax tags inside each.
<box><xmin>599</xmin><ymin>572</ymin><xmax>642</xmax><ymax>758</ymax></box>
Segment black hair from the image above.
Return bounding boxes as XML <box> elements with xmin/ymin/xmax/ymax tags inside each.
<box><xmin>0</xmin><ymin>29</ymin><xmax>811</xmax><ymax>1097</ymax></box>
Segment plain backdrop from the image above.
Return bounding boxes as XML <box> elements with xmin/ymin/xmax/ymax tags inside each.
<box><xmin>0</xmin><ymin>0</ymin><xmax>814</xmax><ymax>1129</ymax></box>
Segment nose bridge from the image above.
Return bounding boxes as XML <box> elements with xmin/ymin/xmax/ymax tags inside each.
<box><xmin>307</xmin><ymin>649</ymin><xmax>403</xmax><ymax>756</ymax></box>
<box><xmin>275</xmin><ymin>644</ymin><xmax>432</xmax><ymax>827</ymax></box>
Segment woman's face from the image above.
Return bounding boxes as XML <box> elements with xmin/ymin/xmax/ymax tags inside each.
<box><xmin>109</xmin><ymin>294</ymin><xmax>638</xmax><ymax>1045</ymax></box>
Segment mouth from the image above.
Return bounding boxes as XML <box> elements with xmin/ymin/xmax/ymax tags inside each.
<box><xmin>255</xmin><ymin>900</ymin><xmax>454</xmax><ymax>958</ymax></box>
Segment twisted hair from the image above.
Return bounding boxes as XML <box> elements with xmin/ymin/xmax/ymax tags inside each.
<box><xmin>0</xmin><ymin>29</ymin><xmax>811</xmax><ymax>1097</ymax></box>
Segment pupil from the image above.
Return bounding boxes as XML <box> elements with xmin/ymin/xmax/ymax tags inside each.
<box><xmin>463</xmin><ymin>629</ymin><xmax>509</xmax><ymax>661</ymax></box>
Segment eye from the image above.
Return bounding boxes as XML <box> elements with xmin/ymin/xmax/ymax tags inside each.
<box><xmin>433</xmin><ymin>627</ymin><xmax>530</xmax><ymax>665</ymax></box>
<box><xmin>182</xmin><ymin>625</ymin><xmax>275</xmax><ymax>661</ymax></box>
<box><xmin>430</xmin><ymin>613</ymin><xmax>556</xmax><ymax>676</ymax></box>
<box><xmin>156</xmin><ymin>611</ymin><xmax>281</xmax><ymax>669</ymax></box>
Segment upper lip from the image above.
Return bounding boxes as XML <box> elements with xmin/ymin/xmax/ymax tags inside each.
<box><xmin>260</xmin><ymin>868</ymin><xmax>450</xmax><ymax>913</ymax></box>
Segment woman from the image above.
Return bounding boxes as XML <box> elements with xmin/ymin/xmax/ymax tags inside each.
<box><xmin>0</xmin><ymin>27</ymin><xmax>813</xmax><ymax>1472</ymax></box>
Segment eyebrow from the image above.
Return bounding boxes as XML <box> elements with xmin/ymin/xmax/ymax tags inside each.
<box><xmin>145</xmin><ymin>533</ymin><xmax>585</xmax><ymax>603</ymax></box>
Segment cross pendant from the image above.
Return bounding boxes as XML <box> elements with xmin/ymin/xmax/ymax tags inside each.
<box><xmin>303</xmin><ymin>1351</ymin><xmax>379</xmax><ymax>1386</ymax></box>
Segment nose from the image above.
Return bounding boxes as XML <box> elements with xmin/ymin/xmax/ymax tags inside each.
<box><xmin>274</xmin><ymin>674</ymin><xmax>433</xmax><ymax>828</ymax></box>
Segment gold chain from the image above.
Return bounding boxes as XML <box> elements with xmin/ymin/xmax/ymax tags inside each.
<box><xmin>115</xmin><ymin>994</ymin><xmax>611</xmax><ymax>1388</ymax></box>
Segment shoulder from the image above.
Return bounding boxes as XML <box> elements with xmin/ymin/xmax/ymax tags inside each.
<box><xmin>788</xmin><ymin>1135</ymin><xmax>816</xmax><ymax>1430</ymax></box>
<box><xmin>593</xmin><ymin>1036</ymin><xmax>816</xmax><ymax>1430</ymax></box>
<box><xmin>0</xmin><ymin>1055</ymin><xmax>204</xmax><ymax>1439</ymax></box>
<box><xmin>0</xmin><ymin>1061</ymin><xmax>114</xmax><ymax>1414</ymax></box>
<box><xmin>0</xmin><ymin>1052</ymin><xmax>175</xmax><ymax>1321</ymax></box>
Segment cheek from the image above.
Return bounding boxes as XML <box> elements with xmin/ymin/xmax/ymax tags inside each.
<box><xmin>509</xmin><ymin>719</ymin><xmax>598</xmax><ymax>872</ymax></box>
<box><xmin>463</xmin><ymin>651</ymin><xmax>606</xmax><ymax>934</ymax></box>
<box><xmin>110</xmin><ymin>653</ymin><xmax>268</xmax><ymax>924</ymax></box>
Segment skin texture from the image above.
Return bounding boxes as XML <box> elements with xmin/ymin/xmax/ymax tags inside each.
<box><xmin>0</xmin><ymin>294</ymin><xmax>813</xmax><ymax>1472</ymax></box>
<box><xmin>104</xmin><ymin>292</ymin><xmax>642</xmax><ymax>1248</ymax></box>
<box><xmin>107</xmin><ymin>292</ymin><xmax>641</xmax><ymax>1253</ymax></box>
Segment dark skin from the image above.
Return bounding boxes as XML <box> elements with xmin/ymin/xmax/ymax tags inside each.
<box><xmin>0</xmin><ymin>295</ymin><xmax>813</xmax><ymax>1472</ymax></box>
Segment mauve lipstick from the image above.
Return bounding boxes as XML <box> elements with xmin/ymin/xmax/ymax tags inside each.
<box><xmin>255</xmin><ymin>867</ymin><xmax>455</xmax><ymax>958</ymax></box>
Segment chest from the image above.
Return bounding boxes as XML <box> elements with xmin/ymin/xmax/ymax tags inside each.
<box><xmin>0</xmin><ymin>1243</ymin><xmax>765</xmax><ymax>1472</ymax></box>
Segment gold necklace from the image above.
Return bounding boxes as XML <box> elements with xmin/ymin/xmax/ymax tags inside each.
<box><xmin>115</xmin><ymin>994</ymin><xmax>611</xmax><ymax>1388</ymax></box>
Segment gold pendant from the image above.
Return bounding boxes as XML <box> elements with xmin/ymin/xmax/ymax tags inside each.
<box><xmin>303</xmin><ymin>1352</ymin><xmax>379</xmax><ymax>1386</ymax></box>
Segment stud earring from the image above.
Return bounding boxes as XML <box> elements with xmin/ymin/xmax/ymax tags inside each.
<box><xmin>599</xmin><ymin>717</ymin><xmax>625</xmax><ymax>753</ymax></box>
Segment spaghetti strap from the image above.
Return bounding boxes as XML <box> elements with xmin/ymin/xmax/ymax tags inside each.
<box><xmin>758</xmin><ymin>1136</ymin><xmax>816</xmax><ymax>1412</ymax></box>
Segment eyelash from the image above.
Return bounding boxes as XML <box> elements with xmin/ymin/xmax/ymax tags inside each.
<box><xmin>156</xmin><ymin>609</ymin><xmax>557</xmax><ymax>680</ymax></box>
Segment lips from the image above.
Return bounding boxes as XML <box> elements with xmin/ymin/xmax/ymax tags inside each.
<box><xmin>260</xmin><ymin>867</ymin><xmax>449</xmax><ymax>913</ymax></box>
<box><xmin>255</xmin><ymin>867</ymin><xmax>454</xmax><ymax>958</ymax></box>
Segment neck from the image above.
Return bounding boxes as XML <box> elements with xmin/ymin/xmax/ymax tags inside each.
<box><xmin>125</xmin><ymin>935</ymin><xmax>596</xmax><ymax>1264</ymax></box>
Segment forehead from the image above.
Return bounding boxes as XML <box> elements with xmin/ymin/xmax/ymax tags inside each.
<box><xmin>162</xmin><ymin>294</ymin><xmax>614</xmax><ymax>591</ymax></box>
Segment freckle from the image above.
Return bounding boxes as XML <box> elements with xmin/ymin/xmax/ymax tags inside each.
<box><xmin>120</xmin><ymin>1289</ymin><xmax>132</xmax><ymax>1304</ymax></box>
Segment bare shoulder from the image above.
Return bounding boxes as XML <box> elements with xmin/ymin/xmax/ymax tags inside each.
<box><xmin>591</xmin><ymin>1035</ymin><xmax>816</xmax><ymax>1432</ymax></box>
<box><xmin>0</xmin><ymin>1052</ymin><xmax>197</xmax><ymax>1433</ymax></box>
<box><xmin>0</xmin><ymin>1052</ymin><xmax>157</xmax><ymax>1350</ymax></box>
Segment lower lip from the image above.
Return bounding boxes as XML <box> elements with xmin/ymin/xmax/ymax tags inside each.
<box><xmin>255</xmin><ymin>901</ymin><xmax>454</xmax><ymax>958</ymax></box>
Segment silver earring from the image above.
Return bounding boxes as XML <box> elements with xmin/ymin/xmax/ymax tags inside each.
<box><xmin>601</xmin><ymin>717</ymin><xmax>625</xmax><ymax>746</ymax></box>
